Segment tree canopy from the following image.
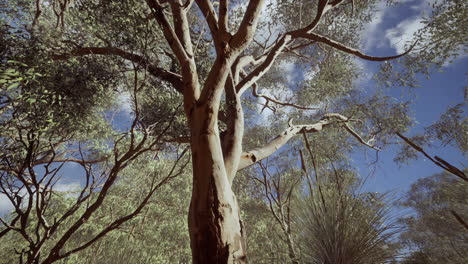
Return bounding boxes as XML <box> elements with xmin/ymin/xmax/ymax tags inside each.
<box><xmin>1</xmin><ymin>0</ymin><xmax>466</xmax><ymax>263</ymax></box>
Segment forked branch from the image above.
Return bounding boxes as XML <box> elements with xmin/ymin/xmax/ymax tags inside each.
<box><xmin>238</xmin><ymin>114</ymin><xmax>379</xmax><ymax>170</ymax></box>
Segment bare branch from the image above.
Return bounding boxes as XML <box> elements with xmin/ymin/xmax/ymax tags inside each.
<box><xmin>292</xmin><ymin>32</ymin><xmax>416</xmax><ymax>61</ymax></box>
<box><xmin>450</xmin><ymin>210</ymin><xmax>468</xmax><ymax>231</ymax></box>
<box><xmin>252</xmin><ymin>83</ymin><xmax>319</xmax><ymax>111</ymax></box>
<box><xmin>238</xmin><ymin>114</ymin><xmax>379</xmax><ymax>170</ymax></box>
<box><xmin>396</xmin><ymin>132</ymin><xmax>467</xmax><ymax>182</ymax></box>
<box><xmin>230</xmin><ymin>0</ymin><xmax>266</xmax><ymax>50</ymax></box>
<box><xmin>343</xmin><ymin>123</ymin><xmax>380</xmax><ymax>151</ymax></box>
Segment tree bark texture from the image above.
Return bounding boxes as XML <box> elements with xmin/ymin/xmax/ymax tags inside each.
<box><xmin>188</xmin><ymin>104</ymin><xmax>247</xmax><ymax>263</ymax></box>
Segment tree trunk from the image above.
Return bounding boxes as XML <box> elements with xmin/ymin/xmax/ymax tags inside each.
<box><xmin>286</xmin><ymin>234</ymin><xmax>299</xmax><ymax>264</ymax></box>
<box><xmin>188</xmin><ymin>105</ymin><xmax>247</xmax><ymax>263</ymax></box>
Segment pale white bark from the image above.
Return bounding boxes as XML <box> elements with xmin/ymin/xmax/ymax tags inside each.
<box><xmin>139</xmin><ymin>1</ymin><xmax>409</xmax><ymax>262</ymax></box>
<box><xmin>238</xmin><ymin>114</ymin><xmax>378</xmax><ymax>170</ymax></box>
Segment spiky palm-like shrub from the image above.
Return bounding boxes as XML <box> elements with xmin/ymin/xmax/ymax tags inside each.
<box><xmin>295</xmin><ymin>185</ymin><xmax>400</xmax><ymax>264</ymax></box>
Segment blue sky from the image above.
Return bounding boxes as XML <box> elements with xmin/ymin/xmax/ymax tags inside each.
<box><xmin>350</xmin><ymin>0</ymin><xmax>467</xmax><ymax>195</ymax></box>
<box><xmin>357</xmin><ymin>58</ymin><xmax>466</xmax><ymax>195</ymax></box>
<box><xmin>249</xmin><ymin>0</ymin><xmax>467</xmax><ymax>195</ymax></box>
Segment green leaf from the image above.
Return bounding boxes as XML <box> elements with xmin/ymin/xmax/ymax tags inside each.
<box><xmin>7</xmin><ymin>83</ymin><xmax>19</xmax><ymax>90</ymax></box>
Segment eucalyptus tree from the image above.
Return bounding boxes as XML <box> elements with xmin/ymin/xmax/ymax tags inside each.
<box><xmin>2</xmin><ymin>0</ymin><xmax>465</xmax><ymax>263</ymax></box>
<box><xmin>398</xmin><ymin>172</ymin><xmax>468</xmax><ymax>264</ymax></box>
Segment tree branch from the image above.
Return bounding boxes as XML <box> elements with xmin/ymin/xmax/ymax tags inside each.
<box><xmin>222</xmin><ymin>73</ymin><xmax>244</xmax><ymax>183</ymax></box>
<box><xmin>252</xmin><ymin>83</ymin><xmax>319</xmax><ymax>111</ymax></box>
<box><xmin>236</xmin><ymin>34</ymin><xmax>292</xmax><ymax>94</ymax></box>
<box><xmin>238</xmin><ymin>113</ymin><xmax>377</xmax><ymax>170</ymax></box>
<box><xmin>170</xmin><ymin>1</ymin><xmax>195</xmax><ymax>58</ymax></box>
<box><xmin>343</xmin><ymin>123</ymin><xmax>380</xmax><ymax>151</ymax></box>
<box><xmin>145</xmin><ymin>0</ymin><xmax>190</xmax><ymax>63</ymax></box>
<box><xmin>292</xmin><ymin>32</ymin><xmax>416</xmax><ymax>61</ymax></box>
<box><xmin>52</xmin><ymin>47</ymin><xmax>184</xmax><ymax>93</ymax></box>
<box><xmin>230</xmin><ymin>0</ymin><xmax>265</xmax><ymax>50</ymax></box>
<box><xmin>195</xmin><ymin>0</ymin><xmax>220</xmax><ymax>45</ymax></box>
<box><xmin>219</xmin><ymin>0</ymin><xmax>229</xmax><ymax>36</ymax></box>
<box><xmin>396</xmin><ymin>132</ymin><xmax>467</xmax><ymax>182</ymax></box>
<box><xmin>450</xmin><ymin>210</ymin><xmax>468</xmax><ymax>231</ymax></box>
<box><xmin>238</xmin><ymin>113</ymin><xmax>364</xmax><ymax>171</ymax></box>
<box><xmin>302</xmin><ymin>0</ymin><xmax>330</xmax><ymax>33</ymax></box>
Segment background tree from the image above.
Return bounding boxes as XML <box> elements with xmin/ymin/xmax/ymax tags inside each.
<box><xmin>241</xmin><ymin>132</ymin><xmax>402</xmax><ymax>264</ymax></box>
<box><xmin>0</xmin><ymin>22</ymin><xmax>189</xmax><ymax>263</ymax></box>
<box><xmin>0</xmin><ymin>158</ymin><xmax>192</xmax><ymax>264</ymax></box>
<box><xmin>398</xmin><ymin>172</ymin><xmax>468</xmax><ymax>264</ymax></box>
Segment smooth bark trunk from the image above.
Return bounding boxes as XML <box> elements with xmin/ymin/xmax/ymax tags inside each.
<box><xmin>188</xmin><ymin>105</ymin><xmax>247</xmax><ymax>263</ymax></box>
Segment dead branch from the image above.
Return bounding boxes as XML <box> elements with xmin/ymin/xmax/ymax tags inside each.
<box><xmin>396</xmin><ymin>132</ymin><xmax>467</xmax><ymax>182</ymax></box>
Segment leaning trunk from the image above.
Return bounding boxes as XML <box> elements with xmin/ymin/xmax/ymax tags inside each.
<box><xmin>188</xmin><ymin>105</ymin><xmax>247</xmax><ymax>263</ymax></box>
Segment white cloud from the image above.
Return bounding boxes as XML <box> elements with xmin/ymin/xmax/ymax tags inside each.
<box><xmin>385</xmin><ymin>17</ymin><xmax>424</xmax><ymax>53</ymax></box>
<box><xmin>362</xmin><ymin>1</ymin><xmax>388</xmax><ymax>51</ymax></box>
<box><xmin>117</xmin><ymin>90</ymin><xmax>133</xmax><ymax>115</ymax></box>
<box><xmin>0</xmin><ymin>181</ymin><xmax>80</xmax><ymax>217</ymax></box>
<box><xmin>382</xmin><ymin>1</ymin><xmax>468</xmax><ymax>69</ymax></box>
<box><xmin>53</xmin><ymin>182</ymin><xmax>80</xmax><ymax>193</ymax></box>
<box><xmin>352</xmin><ymin>58</ymin><xmax>374</xmax><ymax>87</ymax></box>
<box><xmin>362</xmin><ymin>0</ymin><xmax>433</xmax><ymax>52</ymax></box>
<box><xmin>0</xmin><ymin>194</ymin><xmax>14</xmax><ymax>215</ymax></box>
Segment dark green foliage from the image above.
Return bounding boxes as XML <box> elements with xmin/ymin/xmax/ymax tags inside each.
<box><xmin>0</xmin><ymin>22</ymin><xmax>117</xmax><ymax>139</ymax></box>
